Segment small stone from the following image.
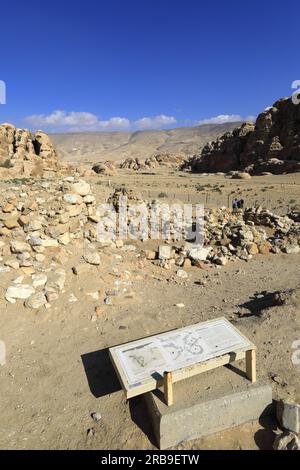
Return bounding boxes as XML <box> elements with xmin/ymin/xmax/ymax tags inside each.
<box><xmin>25</xmin><ymin>292</ymin><xmax>47</xmax><ymax>309</ymax></box>
<box><xmin>42</xmin><ymin>239</ymin><xmax>59</xmax><ymax>248</ymax></box>
<box><xmin>83</xmin><ymin>251</ymin><xmax>101</xmax><ymax>265</ymax></box>
<box><xmin>10</xmin><ymin>240</ymin><xmax>31</xmax><ymax>253</ymax></box>
<box><xmin>87</xmin><ymin>428</ymin><xmax>95</xmax><ymax>438</ymax></box>
<box><xmin>35</xmin><ymin>253</ymin><xmax>46</xmax><ymax>262</ymax></box>
<box><xmin>64</xmin><ymin>194</ymin><xmax>80</xmax><ymax>205</ymax></box>
<box><xmin>277</xmin><ymin>400</ymin><xmax>300</xmax><ymax>434</ymax></box>
<box><xmin>0</xmin><ymin>265</ymin><xmax>11</xmax><ymax>273</ymax></box>
<box><xmin>115</xmin><ymin>239</ymin><xmax>124</xmax><ymax>249</ymax></box>
<box><xmin>59</xmin><ymin>232</ymin><xmax>70</xmax><ymax>245</ymax></box>
<box><xmin>32</xmin><ymin>273</ymin><xmax>48</xmax><ymax>288</ymax></box>
<box><xmin>91</xmin><ymin>412</ymin><xmax>101</xmax><ymax>423</ymax></box>
<box><xmin>29</xmin><ymin>237</ymin><xmax>43</xmax><ymax>246</ymax></box>
<box><xmin>68</xmin><ymin>293</ymin><xmax>78</xmax><ymax>303</ymax></box>
<box><xmin>28</xmin><ymin>220</ymin><xmax>43</xmax><ymax>231</ymax></box>
<box><xmin>68</xmin><ymin>205</ymin><xmax>83</xmax><ymax>217</ymax></box>
<box><xmin>177</xmin><ymin>269</ymin><xmax>188</xmax><ymax>279</ymax></box>
<box><xmin>2</xmin><ymin>203</ymin><xmax>14</xmax><ymax>213</ymax></box>
<box><xmin>6</xmin><ymin>284</ymin><xmax>35</xmax><ymax>300</ymax></box>
<box><xmin>71</xmin><ymin>181</ymin><xmax>91</xmax><ymax>196</ymax></box>
<box><xmin>272</xmin><ymin>375</ymin><xmax>287</xmax><ymax>386</ymax></box>
<box><xmin>245</xmin><ymin>242</ymin><xmax>259</xmax><ymax>255</ymax></box>
<box><xmin>45</xmin><ymin>288</ymin><xmax>59</xmax><ymax>303</ymax></box>
<box><xmin>59</xmin><ymin>213</ymin><xmax>70</xmax><ymax>224</ymax></box>
<box><xmin>4</xmin><ymin>258</ymin><xmax>20</xmax><ymax>269</ymax></box>
<box><xmin>188</xmin><ymin>246</ymin><xmax>212</xmax><ymax>262</ymax></box>
<box><xmin>21</xmin><ymin>266</ymin><xmax>36</xmax><ymax>276</ymax></box>
<box><xmin>104</xmin><ymin>296</ymin><xmax>113</xmax><ymax>305</ymax></box>
<box><xmin>215</xmin><ymin>256</ymin><xmax>228</xmax><ymax>266</ymax></box>
<box><xmin>53</xmin><ymin>269</ymin><xmax>66</xmax><ymax>291</ymax></box>
<box><xmin>83</xmin><ymin>195</ymin><xmax>95</xmax><ymax>204</ymax></box>
<box><xmin>258</xmin><ymin>241</ymin><xmax>272</xmax><ymax>255</ymax></box>
<box><xmin>273</xmin><ymin>432</ymin><xmax>300</xmax><ymax>450</ymax></box>
<box><xmin>0</xmin><ymin>228</ymin><xmax>10</xmax><ymax>236</ymax></box>
<box><xmin>88</xmin><ymin>214</ymin><xmax>100</xmax><ymax>223</ymax></box>
<box><xmin>18</xmin><ymin>215</ymin><xmax>30</xmax><ymax>227</ymax></box>
<box><xmin>94</xmin><ymin>306</ymin><xmax>103</xmax><ymax>316</ymax></box>
<box><xmin>158</xmin><ymin>245</ymin><xmax>171</xmax><ymax>260</ymax></box>
<box><xmin>283</xmin><ymin>245</ymin><xmax>300</xmax><ymax>254</ymax></box>
<box><xmin>183</xmin><ymin>258</ymin><xmax>192</xmax><ymax>269</ymax></box>
<box><xmin>145</xmin><ymin>250</ymin><xmax>156</xmax><ymax>260</ymax></box>
<box><xmin>4</xmin><ymin>219</ymin><xmax>19</xmax><ymax>229</ymax></box>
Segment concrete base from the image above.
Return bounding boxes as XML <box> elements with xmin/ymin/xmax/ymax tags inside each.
<box><xmin>144</xmin><ymin>365</ymin><xmax>273</xmax><ymax>449</ymax></box>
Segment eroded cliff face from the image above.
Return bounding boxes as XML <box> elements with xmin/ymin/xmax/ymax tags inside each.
<box><xmin>0</xmin><ymin>123</ymin><xmax>59</xmax><ymax>176</ymax></box>
<box><xmin>185</xmin><ymin>97</ymin><xmax>300</xmax><ymax>174</ymax></box>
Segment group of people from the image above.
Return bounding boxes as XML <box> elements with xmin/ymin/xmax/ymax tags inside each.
<box><xmin>232</xmin><ymin>198</ymin><xmax>244</xmax><ymax>211</ymax></box>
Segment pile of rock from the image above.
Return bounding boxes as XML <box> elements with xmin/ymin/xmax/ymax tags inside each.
<box><xmin>0</xmin><ymin>178</ymin><xmax>105</xmax><ymax>308</ymax></box>
<box><xmin>143</xmin><ymin>206</ymin><xmax>300</xmax><ymax>269</ymax></box>
<box><xmin>1</xmin><ymin>178</ymin><xmax>300</xmax><ymax>307</ymax></box>
<box><xmin>92</xmin><ymin>161</ymin><xmax>116</xmax><ymax>176</ymax></box>
<box><xmin>274</xmin><ymin>400</ymin><xmax>300</xmax><ymax>450</ymax></box>
<box><xmin>120</xmin><ymin>153</ymin><xmax>186</xmax><ymax>171</ymax></box>
<box><xmin>119</xmin><ymin>157</ymin><xmax>144</xmax><ymax>171</ymax></box>
<box><xmin>183</xmin><ymin>97</ymin><xmax>300</xmax><ymax>175</ymax></box>
<box><xmin>0</xmin><ymin>123</ymin><xmax>67</xmax><ymax>177</ymax></box>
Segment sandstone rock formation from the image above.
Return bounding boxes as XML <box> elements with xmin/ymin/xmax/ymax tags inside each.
<box><xmin>92</xmin><ymin>161</ymin><xmax>116</xmax><ymax>175</ymax></box>
<box><xmin>184</xmin><ymin>97</ymin><xmax>300</xmax><ymax>174</ymax></box>
<box><xmin>120</xmin><ymin>153</ymin><xmax>186</xmax><ymax>171</ymax></box>
<box><xmin>0</xmin><ymin>123</ymin><xmax>60</xmax><ymax>177</ymax></box>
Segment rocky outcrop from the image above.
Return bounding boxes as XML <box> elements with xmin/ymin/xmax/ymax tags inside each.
<box><xmin>184</xmin><ymin>97</ymin><xmax>300</xmax><ymax>174</ymax></box>
<box><xmin>0</xmin><ymin>123</ymin><xmax>60</xmax><ymax>177</ymax></box>
<box><xmin>120</xmin><ymin>153</ymin><xmax>186</xmax><ymax>171</ymax></box>
<box><xmin>92</xmin><ymin>161</ymin><xmax>116</xmax><ymax>176</ymax></box>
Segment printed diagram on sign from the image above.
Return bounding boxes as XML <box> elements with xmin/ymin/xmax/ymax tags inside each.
<box><xmin>115</xmin><ymin>319</ymin><xmax>250</xmax><ymax>387</ymax></box>
<box><xmin>162</xmin><ymin>332</ymin><xmax>205</xmax><ymax>361</ymax></box>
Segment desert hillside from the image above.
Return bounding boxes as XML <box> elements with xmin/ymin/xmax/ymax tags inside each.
<box><xmin>51</xmin><ymin>122</ymin><xmax>241</xmax><ymax>164</ymax></box>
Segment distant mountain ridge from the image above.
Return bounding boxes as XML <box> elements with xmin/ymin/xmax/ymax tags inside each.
<box><xmin>51</xmin><ymin>122</ymin><xmax>242</xmax><ymax>164</ymax></box>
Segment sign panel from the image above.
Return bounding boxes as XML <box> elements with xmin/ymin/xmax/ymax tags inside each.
<box><xmin>110</xmin><ymin>318</ymin><xmax>252</xmax><ymax>392</ymax></box>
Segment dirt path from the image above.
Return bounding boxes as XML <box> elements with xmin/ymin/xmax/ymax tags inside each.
<box><xmin>1</xmin><ymin>251</ymin><xmax>299</xmax><ymax>449</ymax></box>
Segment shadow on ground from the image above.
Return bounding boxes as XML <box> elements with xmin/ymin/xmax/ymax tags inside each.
<box><xmin>81</xmin><ymin>348</ymin><xmax>121</xmax><ymax>398</ymax></box>
<box><xmin>237</xmin><ymin>291</ymin><xmax>282</xmax><ymax>318</ymax></box>
<box><xmin>129</xmin><ymin>396</ymin><xmax>157</xmax><ymax>448</ymax></box>
<box><xmin>254</xmin><ymin>413</ymin><xmax>278</xmax><ymax>450</ymax></box>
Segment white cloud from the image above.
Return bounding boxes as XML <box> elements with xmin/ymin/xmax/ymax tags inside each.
<box><xmin>134</xmin><ymin>114</ymin><xmax>177</xmax><ymax>130</ymax></box>
<box><xmin>197</xmin><ymin>114</ymin><xmax>255</xmax><ymax>125</ymax></box>
<box><xmin>24</xmin><ymin>110</ymin><xmax>177</xmax><ymax>132</ymax></box>
<box><xmin>25</xmin><ymin>111</ymin><xmax>130</xmax><ymax>132</ymax></box>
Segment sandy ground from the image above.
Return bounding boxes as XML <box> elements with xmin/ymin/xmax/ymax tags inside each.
<box><xmin>89</xmin><ymin>170</ymin><xmax>300</xmax><ymax>215</ymax></box>
<box><xmin>0</xmin><ymin>172</ymin><xmax>299</xmax><ymax>450</ymax></box>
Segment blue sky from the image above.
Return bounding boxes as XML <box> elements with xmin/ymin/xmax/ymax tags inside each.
<box><xmin>0</xmin><ymin>0</ymin><xmax>299</xmax><ymax>132</ymax></box>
